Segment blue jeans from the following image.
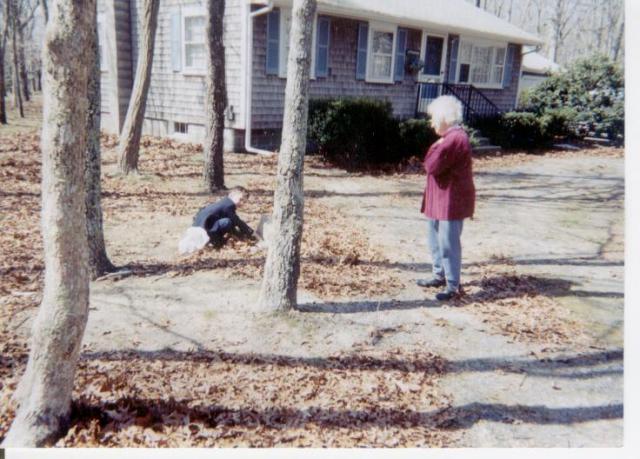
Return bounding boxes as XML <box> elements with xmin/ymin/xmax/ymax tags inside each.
<box><xmin>427</xmin><ymin>219</ymin><xmax>464</xmax><ymax>292</ymax></box>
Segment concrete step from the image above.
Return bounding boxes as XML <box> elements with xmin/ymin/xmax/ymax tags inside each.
<box><xmin>474</xmin><ymin>136</ymin><xmax>492</xmax><ymax>146</ymax></box>
<box><xmin>472</xmin><ymin>145</ymin><xmax>502</xmax><ymax>155</ymax></box>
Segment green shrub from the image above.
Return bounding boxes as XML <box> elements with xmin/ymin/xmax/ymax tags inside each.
<box><xmin>523</xmin><ymin>55</ymin><xmax>624</xmax><ymax>142</ymax></box>
<box><xmin>307</xmin><ymin>98</ymin><xmax>400</xmax><ymax>168</ymax></box>
<box><xmin>540</xmin><ymin>107</ymin><xmax>579</xmax><ymax>139</ymax></box>
<box><xmin>308</xmin><ymin>98</ymin><xmax>439</xmax><ymax>169</ymax></box>
<box><xmin>398</xmin><ymin>118</ymin><xmax>438</xmax><ymax>158</ymax></box>
<box><xmin>471</xmin><ymin>112</ymin><xmax>554</xmax><ymax>149</ymax></box>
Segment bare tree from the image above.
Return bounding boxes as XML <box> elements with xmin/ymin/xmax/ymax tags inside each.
<box><xmin>1</xmin><ymin>0</ymin><xmax>94</xmax><ymax>447</ymax></box>
<box><xmin>9</xmin><ymin>0</ymin><xmax>24</xmax><ymax>117</ymax></box>
<box><xmin>117</xmin><ymin>0</ymin><xmax>160</xmax><ymax>174</ymax></box>
<box><xmin>258</xmin><ymin>0</ymin><xmax>317</xmax><ymax>312</ymax></box>
<box><xmin>1</xmin><ymin>3</ymin><xmax>9</xmax><ymax>124</ymax></box>
<box><xmin>86</xmin><ymin>15</ymin><xmax>116</xmax><ymax>278</ymax></box>
<box><xmin>549</xmin><ymin>0</ymin><xmax>577</xmax><ymax>62</ymax></box>
<box><xmin>203</xmin><ymin>0</ymin><xmax>227</xmax><ymax>191</ymax></box>
<box><xmin>612</xmin><ymin>12</ymin><xmax>624</xmax><ymax>62</ymax></box>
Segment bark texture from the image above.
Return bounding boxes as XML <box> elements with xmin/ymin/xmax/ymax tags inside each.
<box><xmin>10</xmin><ymin>1</ymin><xmax>23</xmax><ymax>117</ymax></box>
<box><xmin>86</xmin><ymin>21</ymin><xmax>115</xmax><ymax>278</ymax></box>
<box><xmin>258</xmin><ymin>0</ymin><xmax>316</xmax><ymax>312</ymax></box>
<box><xmin>18</xmin><ymin>25</ymin><xmax>30</xmax><ymax>102</ymax></box>
<box><xmin>40</xmin><ymin>0</ymin><xmax>49</xmax><ymax>23</ymax></box>
<box><xmin>117</xmin><ymin>0</ymin><xmax>160</xmax><ymax>174</ymax></box>
<box><xmin>0</xmin><ymin>31</ymin><xmax>7</xmax><ymax>124</ymax></box>
<box><xmin>1</xmin><ymin>0</ymin><xmax>93</xmax><ymax>447</ymax></box>
<box><xmin>203</xmin><ymin>0</ymin><xmax>227</xmax><ymax>192</ymax></box>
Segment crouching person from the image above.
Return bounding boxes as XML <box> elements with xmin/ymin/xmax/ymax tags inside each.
<box><xmin>179</xmin><ymin>188</ymin><xmax>255</xmax><ymax>254</ymax></box>
<box><xmin>417</xmin><ymin>95</ymin><xmax>476</xmax><ymax>301</ymax></box>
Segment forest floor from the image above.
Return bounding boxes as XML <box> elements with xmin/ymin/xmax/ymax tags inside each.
<box><xmin>0</xmin><ymin>97</ymin><xmax>624</xmax><ymax>447</ymax></box>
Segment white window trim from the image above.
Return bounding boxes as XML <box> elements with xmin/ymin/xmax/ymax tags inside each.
<box><xmin>418</xmin><ymin>31</ymin><xmax>448</xmax><ymax>82</ymax></box>
<box><xmin>182</xmin><ymin>6</ymin><xmax>207</xmax><ymax>76</ymax></box>
<box><xmin>366</xmin><ymin>21</ymin><xmax>397</xmax><ymax>84</ymax></box>
<box><xmin>278</xmin><ymin>8</ymin><xmax>319</xmax><ymax>79</ymax></box>
<box><xmin>457</xmin><ymin>36</ymin><xmax>508</xmax><ymax>90</ymax></box>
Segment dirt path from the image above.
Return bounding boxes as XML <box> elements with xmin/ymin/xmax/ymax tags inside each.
<box><xmin>301</xmin><ymin>152</ymin><xmax>624</xmax><ymax>446</ymax></box>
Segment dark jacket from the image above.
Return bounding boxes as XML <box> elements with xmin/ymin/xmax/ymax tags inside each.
<box><xmin>193</xmin><ymin>197</ymin><xmax>253</xmax><ymax>238</ymax></box>
<box><xmin>421</xmin><ymin>126</ymin><xmax>475</xmax><ymax>221</ymax></box>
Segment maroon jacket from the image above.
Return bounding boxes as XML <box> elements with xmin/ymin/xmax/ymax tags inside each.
<box><xmin>421</xmin><ymin>126</ymin><xmax>475</xmax><ymax>221</ymax></box>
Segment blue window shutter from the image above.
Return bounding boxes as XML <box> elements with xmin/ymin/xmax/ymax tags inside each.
<box><xmin>503</xmin><ymin>44</ymin><xmax>517</xmax><ymax>87</ymax></box>
<box><xmin>170</xmin><ymin>9</ymin><xmax>182</xmax><ymax>72</ymax></box>
<box><xmin>356</xmin><ymin>23</ymin><xmax>368</xmax><ymax>80</ymax></box>
<box><xmin>394</xmin><ymin>28</ymin><xmax>407</xmax><ymax>82</ymax></box>
<box><xmin>447</xmin><ymin>36</ymin><xmax>459</xmax><ymax>83</ymax></box>
<box><xmin>266</xmin><ymin>10</ymin><xmax>280</xmax><ymax>76</ymax></box>
<box><xmin>316</xmin><ymin>17</ymin><xmax>330</xmax><ymax>77</ymax></box>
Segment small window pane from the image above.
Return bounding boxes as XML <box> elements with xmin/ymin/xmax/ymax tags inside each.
<box><xmin>495</xmin><ymin>47</ymin><xmax>506</xmax><ymax>64</ymax></box>
<box><xmin>460</xmin><ymin>42</ymin><xmax>473</xmax><ymax>63</ymax></box>
<box><xmin>186</xmin><ymin>44</ymin><xmax>206</xmax><ymax>69</ymax></box>
<box><xmin>185</xmin><ymin>16</ymin><xmax>205</xmax><ymax>42</ymax></box>
<box><xmin>491</xmin><ymin>66</ymin><xmax>504</xmax><ymax>84</ymax></box>
<box><xmin>372</xmin><ymin>55</ymin><xmax>392</xmax><ymax>79</ymax></box>
<box><xmin>373</xmin><ymin>31</ymin><xmax>393</xmax><ymax>54</ymax></box>
<box><xmin>471</xmin><ymin>46</ymin><xmax>491</xmax><ymax>84</ymax></box>
<box><xmin>459</xmin><ymin>63</ymin><xmax>470</xmax><ymax>83</ymax></box>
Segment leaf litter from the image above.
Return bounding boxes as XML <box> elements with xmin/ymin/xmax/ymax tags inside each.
<box><xmin>0</xmin><ymin>120</ymin><xmax>600</xmax><ymax>446</ymax></box>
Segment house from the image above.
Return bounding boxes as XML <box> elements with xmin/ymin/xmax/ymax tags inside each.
<box><xmin>97</xmin><ymin>0</ymin><xmax>541</xmax><ymax>152</ymax></box>
<box><xmin>518</xmin><ymin>49</ymin><xmax>562</xmax><ymax>104</ymax></box>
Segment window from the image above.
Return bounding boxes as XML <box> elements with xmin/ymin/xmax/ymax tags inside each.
<box><xmin>274</xmin><ymin>9</ymin><xmax>324</xmax><ymax>79</ymax></box>
<box><xmin>183</xmin><ymin>13</ymin><xmax>206</xmax><ymax>73</ymax></box>
<box><xmin>457</xmin><ymin>39</ymin><xmax>506</xmax><ymax>88</ymax></box>
<box><xmin>174</xmin><ymin>122</ymin><xmax>188</xmax><ymax>134</ymax></box>
<box><xmin>366</xmin><ymin>23</ymin><xmax>396</xmax><ymax>83</ymax></box>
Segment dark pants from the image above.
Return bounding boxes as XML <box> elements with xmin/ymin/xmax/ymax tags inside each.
<box><xmin>208</xmin><ymin>218</ymin><xmax>233</xmax><ymax>247</ymax></box>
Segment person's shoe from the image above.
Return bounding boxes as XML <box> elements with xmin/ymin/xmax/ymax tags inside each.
<box><xmin>435</xmin><ymin>289</ymin><xmax>460</xmax><ymax>301</ymax></box>
<box><xmin>416</xmin><ymin>277</ymin><xmax>446</xmax><ymax>288</ymax></box>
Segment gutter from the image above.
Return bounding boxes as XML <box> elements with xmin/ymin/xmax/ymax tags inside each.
<box><xmin>245</xmin><ymin>0</ymin><xmax>275</xmax><ymax>155</ymax></box>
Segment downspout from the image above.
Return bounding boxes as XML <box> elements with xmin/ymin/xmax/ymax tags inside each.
<box><xmin>245</xmin><ymin>0</ymin><xmax>275</xmax><ymax>155</ymax></box>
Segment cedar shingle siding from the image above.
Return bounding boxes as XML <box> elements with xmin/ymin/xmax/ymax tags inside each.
<box><xmin>252</xmin><ymin>15</ymin><xmax>422</xmax><ymax>130</ymax></box>
<box><xmin>98</xmin><ymin>1</ymin><xmax>524</xmax><ymax>149</ymax></box>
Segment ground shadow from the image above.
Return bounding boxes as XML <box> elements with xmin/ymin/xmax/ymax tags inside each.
<box><xmin>81</xmin><ymin>348</ymin><xmax>622</xmax><ymax>381</ymax></box>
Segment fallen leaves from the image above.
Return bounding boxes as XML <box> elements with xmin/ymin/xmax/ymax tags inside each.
<box><xmin>57</xmin><ymin>348</ymin><xmax>452</xmax><ymax>447</ymax></box>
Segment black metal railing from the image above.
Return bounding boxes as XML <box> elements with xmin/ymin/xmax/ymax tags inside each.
<box><xmin>416</xmin><ymin>82</ymin><xmax>502</xmax><ymax>123</ymax></box>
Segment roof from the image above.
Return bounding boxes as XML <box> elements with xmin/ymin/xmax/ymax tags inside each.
<box><xmin>522</xmin><ymin>51</ymin><xmax>562</xmax><ymax>74</ymax></box>
<box><xmin>259</xmin><ymin>0</ymin><xmax>543</xmax><ymax>45</ymax></box>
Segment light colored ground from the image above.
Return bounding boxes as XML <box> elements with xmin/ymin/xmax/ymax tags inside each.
<box><xmin>2</xmin><ymin>97</ymin><xmax>623</xmax><ymax>446</ymax></box>
<box><xmin>74</xmin><ymin>150</ymin><xmax>623</xmax><ymax>447</ymax></box>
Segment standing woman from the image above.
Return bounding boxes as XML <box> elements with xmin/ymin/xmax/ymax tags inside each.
<box><xmin>417</xmin><ymin>96</ymin><xmax>475</xmax><ymax>301</ymax></box>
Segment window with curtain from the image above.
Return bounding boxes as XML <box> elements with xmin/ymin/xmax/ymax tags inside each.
<box><xmin>368</xmin><ymin>28</ymin><xmax>395</xmax><ymax>82</ymax></box>
<box><xmin>457</xmin><ymin>40</ymin><xmax>506</xmax><ymax>87</ymax></box>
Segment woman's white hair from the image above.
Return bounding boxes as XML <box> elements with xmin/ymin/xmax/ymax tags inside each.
<box><xmin>427</xmin><ymin>95</ymin><xmax>464</xmax><ymax>127</ymax></box>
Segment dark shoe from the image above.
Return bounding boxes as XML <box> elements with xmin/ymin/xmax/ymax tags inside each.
<box><xmin>416</xmin><ymin>277</ymin><xmax>446</xmax><ymax>288</ymax></box>
<box><xmin>435</xmin><ymin>290</ymin><xmax>460</xmax><ymax>301</ymax></box>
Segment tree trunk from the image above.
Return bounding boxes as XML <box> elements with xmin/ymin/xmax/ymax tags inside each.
<box><xmin>257</xmin><ymin>0</ymin><xmax>316</xmax><ymax>312</ymax></box>
<box><xmin>0</xmin><ymin>44</ymin><xmax>7</xmax><ymax>124</ymax></box>
<box><xmin>86</xmin><ymin>21</ymin><xmax>116</xmax><ymax>279</ymax></box>
<box><xmin>40</xmin><ymin>0</ymin><xmax>49</xmax><ymax>23</ymax></box>
<box><xmin>18</xmin><ymin>25</ymin><xmax>30</xmax><ymax>103</ymax></box>
<box><xmin>612</xmin><ymin>17</ymin><xmax>624</xmax><ymax>62</ymax></box>
<box><xmin>11</xmin><ymin>3</ymin><xmax>24</xmax><ymax>118</ymax></box>
<box><xmin>117</xmin><ymin>0</ymin><xmax>160</xmax><ymax>175</ymax></box>
<box><xmin>1</xmin><ymin>0</ymin><xmax>93</xmax><ymax>447</ymax></box>
<box><xmin>203</xmin><ymin>0</ymin><xmax>227</xmax><ymax>192</ymax></box>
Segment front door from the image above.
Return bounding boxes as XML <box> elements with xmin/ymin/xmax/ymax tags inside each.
<box><xmin>417</xmin><ymin>32</ymin><xmax>447</xmax><ymax>113</ymax></box>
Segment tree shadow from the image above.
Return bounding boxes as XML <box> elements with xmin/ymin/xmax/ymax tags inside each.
<box><xmin>297</xmin><ymin>298</ymin><xmax>442</xmax><ymax>314</ymax></box>
<box><xmin>81</xmin><ymin>348</ymin><xmax>622</xmax><ymax>381</ymax></box>
<box><xmin>68</xmin><ymin>396</ymin><xmax>623</xmax><ymax>437</ymax></box>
